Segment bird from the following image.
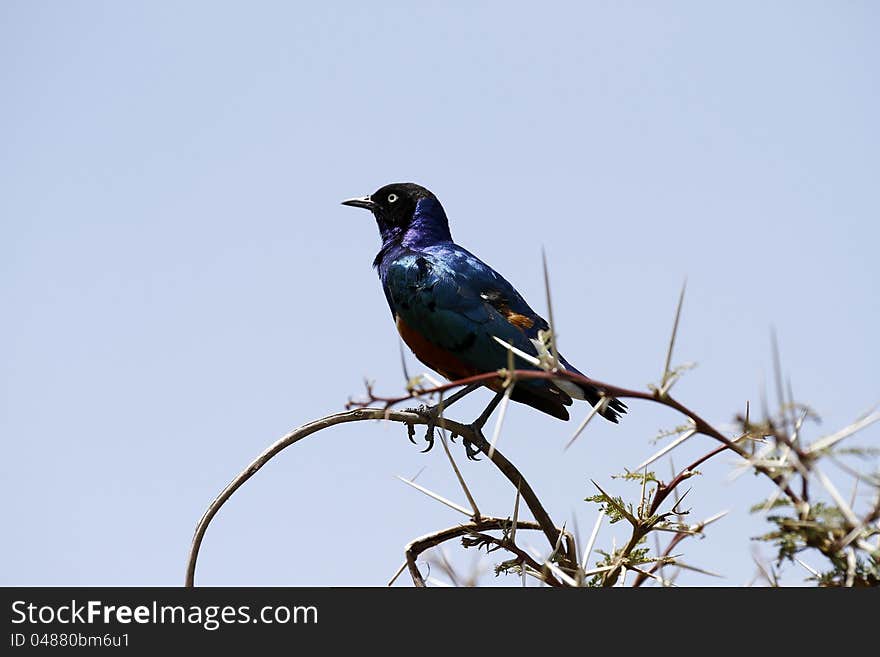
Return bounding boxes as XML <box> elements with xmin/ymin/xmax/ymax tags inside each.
<box><xmin>342</xmin><ymin>182</ymin><xmax>625</xmax><ymax>423</ymax></box>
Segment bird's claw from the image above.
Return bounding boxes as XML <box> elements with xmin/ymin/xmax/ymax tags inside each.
<box><xmin>405</xmin><ymin>403</ymin><xmax>439</xmax><ymax>452</ymax></box>
<box><xmin>404</xmin><ymin>403</ymin><xmax>481</xmax><ymax>460</ymax></box>
<box><xmin>421</xmin><ymin>426</ymin><xmax>435</xmax><ymax>453</ymax></box>
<box><xmin>463</xmin><ymin>436</ymin><xmax>481</xmax><ymax>461</ymax></box>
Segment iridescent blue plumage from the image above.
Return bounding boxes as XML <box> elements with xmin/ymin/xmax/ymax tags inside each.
<box><xmin>344</xmin><ymin>183</ymin><xmax>625</xmax><ymax>422</ymax></box>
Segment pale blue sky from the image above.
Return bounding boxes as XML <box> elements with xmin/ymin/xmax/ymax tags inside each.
<box><xmin>2</xmin><ymin>1</ymin><xmax>877</xmax><ymax>586</ymax></box>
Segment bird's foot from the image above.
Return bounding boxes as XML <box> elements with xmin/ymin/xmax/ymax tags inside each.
<box><xmin>404</xmin><ymin>402</ymin><xmax>440</xmax><ymax>452</ymax></box>
<box><xmin>444</xmin><ymin>430</ymin><xmax>481</xmax><ymax>461</ymax></box>
<box><xmin>461</xmin><ymin>435</ymin><xmax>482</xmax><ymax>461</ymax></box>
<box><xmin>405</xmin><ymin>401</ymin><xmax>482</xmax><ymax>460</ymax></box>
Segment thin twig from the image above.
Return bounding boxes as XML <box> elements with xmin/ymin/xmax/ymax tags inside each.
<box><xmin>581</xmin><ymin>510</ymin><xmax>605</xmax><ymax>571</ymax></box>
<box><xmin>634</xmin><ymin>426</ymin><xmax>697</xmax><ymax>472</ymax></box>
<box><xmin>564</xmin><ymin>396</ymin><xmax>607</xmax><ymax>451</ymax></box>
<box><xmin>660</xmin><ymin>279</ymin><xmax>687</xmax><ymax>394</ymax></box>
<box><xmin>438</xmin><ymin>430</ymin><xmax>481</xmax><ymax>519</ymax></box>
<box><xmin>396</xmin><ymin>475</ymin><xmax>472</xmax><ymax>517</ymax></box>
<box><xmin>541</xmin><ymin>248</ymin><xmax>559</xmax><ymax>369</ymax></box>
<box><xmin>488</xmin><ymin>384</ymin><xmax>514</xmax><ymax>460</ymax></box>
<box><xmin>387</xmin><ymin>562</ymin><xmax>407</xmax><ymax>587</ymax></box>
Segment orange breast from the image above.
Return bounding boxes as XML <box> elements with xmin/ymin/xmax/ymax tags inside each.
<box><xmin>396</xmin><ymin>315</ymin><xmax>480</xmax><ymax>382</ymax></box>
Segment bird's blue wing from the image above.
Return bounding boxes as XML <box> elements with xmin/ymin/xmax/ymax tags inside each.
<box><xmin>380</xmin><ymin>242</ymin><xmax>627</xmax><ymax>422</ymax></box>
<box><xmin>384</xmin><ymin>245</ymin><xmax>547</xmax><ymax>370</ymax></box>
<box><xmin>382</xmin><ymin>243</ymin><xmax>581</xmax><ymax>418</ymax></box>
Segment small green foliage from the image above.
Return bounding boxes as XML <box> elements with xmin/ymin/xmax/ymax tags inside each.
<box><xmin>585</xmin><ymin>550</ymin><xmax>615</xmax><ymax>587</ymax></box>
<box><xmin>648</xmin><ymin>362</ymin><xmax>698</xmax><ymax>395</ymax></box>
<box><xmin>627</xmin><ymin>540</ymin><xmax>652</xmax><ymax>566</ymax></box>
<box><xmin>585</xmin><ymin>493</ymin><xmax>634</xmax><ymax>525</ymax></box>
<box><xmin>652</xmin><ymin>424</ymin><xmax>694</xmax><ymax>444</ymax></box>
<box><xmin>755</xmin><ymin>526</ymin><xmax>801</xmax><ymax>563</ymax></box>
<box><xmin>816</xmin><ymin>554</ymin><xmax>879</xmax><ymax>587</ymax></box>
<box><xmin>749</xmin><ymin>498</ymin><xmax>791</xmax><ymax>513</ymax></box>
<box><xmin>753</xmin><ymin>496</ymin><xmax>879</xmax><ymax>586</ymax></box>
<box><xmin>585</xmin><ymin>538</ymin><xmax>657</xmax><ymax>586</ymax></box>
<box><xmin>809</xmin><ymin>502</ymin><xmax>849</xmax><ymax>524</ymax></box>
<box><xmin>611</xmin><ymin>470</ymin><xmax>659</xmax><ymax>484</ymax></box>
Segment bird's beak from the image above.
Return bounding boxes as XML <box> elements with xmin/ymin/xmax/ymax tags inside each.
<box><xmin>341</xmin><ymin>195</ymin><xmax>375</xmax><ymax>210</ymax></box>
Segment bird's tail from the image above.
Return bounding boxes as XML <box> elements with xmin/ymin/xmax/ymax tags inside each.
<box><xmin>580</xmin><ymin>385</ymin><xmax>627</xmax><ymax>423</ymax></box>
<box><xmin>554</xmin><ymin>359</ymin><xmax>627</xmax><ymax>423</ymax></box>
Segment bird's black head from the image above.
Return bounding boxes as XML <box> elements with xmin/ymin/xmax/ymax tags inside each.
<box><xmin>342</xmin><ymin>182</ymin><xmax>435</xmax><ymax>229</ymax></box>
<box><xmin>342</xmin><ymin>182</ymin><xmax>450</xmax><ymax>247</ymax></box>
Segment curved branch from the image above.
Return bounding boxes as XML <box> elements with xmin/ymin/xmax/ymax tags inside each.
<box><xmin>403</xmin><ymin>518</ymin><xmax>563</xmax><ymax>587</ymax></box>
<box><xmin>185</xmin><ymin>408</ymin><xmax>566</xmax><ymax>586</ymax></box>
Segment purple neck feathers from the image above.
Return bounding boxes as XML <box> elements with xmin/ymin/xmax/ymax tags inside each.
<box><xmin>383</xmin><ymin>198</ymin><xmax>452</xmax><ymax>248</ymax></box>
<box><xmin>374</xmin><ymin>198</ymin><xmax>452</xmax><ymax>268</ymax></box>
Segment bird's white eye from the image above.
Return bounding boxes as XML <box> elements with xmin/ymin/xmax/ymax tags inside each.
<box><xmin>387</xmin><ymin>193</ymin><xmax>398</xmax><ymax>203</ymax></box>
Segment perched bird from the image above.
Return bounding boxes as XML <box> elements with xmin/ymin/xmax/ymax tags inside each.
<box><xmin>342</xmin><ymin>183</ymin><xmax>625</xmax><ymax>423</ymax></box>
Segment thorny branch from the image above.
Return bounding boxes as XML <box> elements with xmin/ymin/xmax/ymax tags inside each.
<box><xmin>188</xmin><ymin>362</ymin><xmax>877</xmax><ymax>586</ymax></box>
<box><xmin>347</xmin><ymin>366</ymin><xmax>799</xmax><ymax>503</ymax></box>
<box><xmin>188</xmin><ymin>276</ymin><xmax>877</xmax><ymax>586</ymax></box>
